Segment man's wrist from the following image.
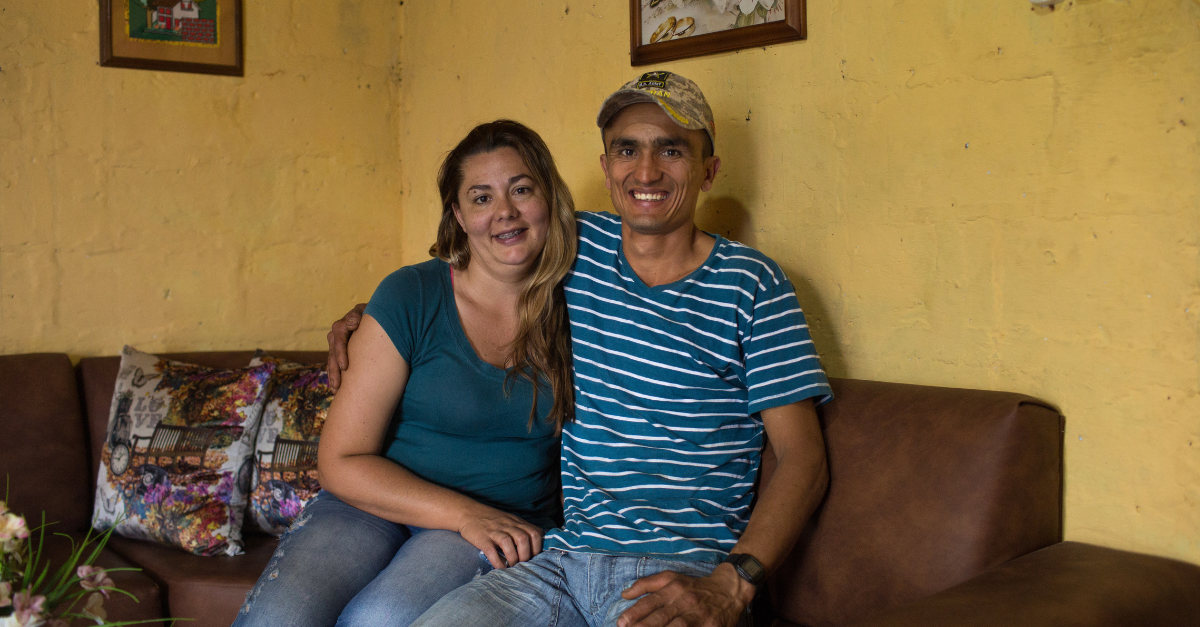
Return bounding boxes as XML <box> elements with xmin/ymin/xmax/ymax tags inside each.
<box><xmin>713</xmin><ymin>562</ymin><xmax>757</xmax><ymax>607</ymax></box>
<box><xmin>721</xmin><ymin>552</ymin><xmax>767</xmax><ymax>587</ymax></box>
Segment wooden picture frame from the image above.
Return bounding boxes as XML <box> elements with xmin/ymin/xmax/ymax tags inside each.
<box><xmin>100</xmin><ymin>0</ymin><xmax>243</xmax><ymax>76</ymax></box>
<box><xmin>631</xmin><ymin>0</ymin><xmax>805</xmax><ymax>66</ymax></box>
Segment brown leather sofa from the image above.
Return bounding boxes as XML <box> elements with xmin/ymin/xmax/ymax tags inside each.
<box><xmin>2</xmin><ymin>351</ymin><xmax>1198</xmax><ymax>627</ymax></box>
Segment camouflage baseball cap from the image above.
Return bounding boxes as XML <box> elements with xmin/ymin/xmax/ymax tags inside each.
<box><xmin>596</xmin><ymin>71</ymin><xmax>716</xmax><ymax>151</ymax></box>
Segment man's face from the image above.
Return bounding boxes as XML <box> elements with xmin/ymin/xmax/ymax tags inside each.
<box><xmin>599</xmin><ymin>103</ymin><xmax>720</xmax><ymax>236</ymax></box>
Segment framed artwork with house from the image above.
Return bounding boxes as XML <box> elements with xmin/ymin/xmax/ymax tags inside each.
<box><xmin>630</xmin><ymin>0</ymin><xmax>805</xmax><ymax>66</ymax></box>
<box><xmin>100</xmin><ymin>0</ymin><xmax>243</xmax><ymax>76</ymax></box>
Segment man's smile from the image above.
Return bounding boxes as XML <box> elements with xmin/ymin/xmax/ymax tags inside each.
<box><xmin>630</xmin><ymin>190</ymin><xmax>669</xmax><ymax>202</ymax></box>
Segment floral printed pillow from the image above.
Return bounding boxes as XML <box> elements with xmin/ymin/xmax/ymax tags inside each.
<box><xmin>92</xmin><ymin>346</ymin><xmax>275</xmax><ymax>556</ymax></box>
<box><xmin>246</xmin><ymin>352</ymin><xmax>332</xmax><ymax>535</ymax></box>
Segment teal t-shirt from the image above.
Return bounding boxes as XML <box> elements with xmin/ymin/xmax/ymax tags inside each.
<box><xmin>364</xmin><ymin>258</ymin><xmax>562</xmax><ymax>529</ymax></box>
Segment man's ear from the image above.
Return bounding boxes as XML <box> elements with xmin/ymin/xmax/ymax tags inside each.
<box><xmin>599</xmin><ymin>153</ymin><xmax>613</xmax><ymax>191</ymax></box>
<box><xmin>700</xmin><ymin>156</ymin><xmax>722</xmax><ymax>193</ymax></box>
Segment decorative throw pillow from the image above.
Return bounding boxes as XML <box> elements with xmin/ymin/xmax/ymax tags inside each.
<box><xmin>92</xmin><ymin>346</ymin><xmax>275</xmax><ymax>556</ymax></box>
<box><xmin>246</xmin><ymin>352</ymin><xmax>332</xmax><ymax>535</ymax></box>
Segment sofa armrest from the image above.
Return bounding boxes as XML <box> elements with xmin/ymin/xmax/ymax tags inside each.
<box><xmin>0</xmin><ymin>353</ymin><xmax>94</xmax><ymax>532</ymax></box>
<box><xmin>795</xmin><ymin>542</ymin><xmax>1200</xmax><ymax>627</ymax></box>
<box><xmin>770</xmin><ymin>380</ymin><xmax>1064</xmax><ymax>627</ymax></box>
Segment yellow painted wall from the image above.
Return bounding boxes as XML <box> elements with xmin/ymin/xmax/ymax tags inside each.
<box><xmin>0</xmin><ymin>0</ymin><xmax>404</xmax><ymax>356</ymax></box>
<box><xmin>397</xmin><ymin>0</ymin><xmax>1200</xmax><ymax>563</ymax></box>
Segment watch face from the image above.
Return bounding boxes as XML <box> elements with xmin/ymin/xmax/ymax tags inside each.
<box><xmin>727</xmin><ymin>553</ymin><xmax>766</xmax><ymax>585</ymax></box>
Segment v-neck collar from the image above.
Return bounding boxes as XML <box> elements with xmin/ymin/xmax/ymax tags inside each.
<box><xmin>616</xmin><ymin>232</ymin><xmax>725</xmax><ymax>296</ymax></box>
<box><xmin>438</xmin><ymin>260</ymin><xmax>509</xmax><ymax>381</ymax></box>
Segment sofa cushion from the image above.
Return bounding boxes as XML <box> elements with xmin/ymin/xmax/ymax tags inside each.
<box><xmin>80</xmin><ymin>351</ymin><xmax>329</xmax><ymax>488</ymax></box>
<box><xmin>92</xmin><ymin>347</ymin><xmax>276</xmax><ymax>556</ymax></box>
<box><xmin>0</xmin><ymin>353</ymin><xmax>93</xmax><ymax>533</ymax></box>
<box><xmin>836</xmin><ymin>542</ymin><xmax>1200</xmax><ymax>627</ymax></box>
<box><xmin>770</xmin><ymin>378</ymin><xmax>1063</xmax><ymax>627</ymax></box>
<box><xmin>106</xmin><ymin>533</ymin><xmax>278</xmax><ymax>627</ymax></box>
<box><xmin>247</xmin><ymin>352</ymin><xmax>332</xmax><ymax>535</ymax></box>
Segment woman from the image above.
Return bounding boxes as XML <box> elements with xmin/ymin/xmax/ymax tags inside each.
<box><xmin>233</xmin><ymin>120</ymin><xmax>577</xmax><ymax>627</ymax></box>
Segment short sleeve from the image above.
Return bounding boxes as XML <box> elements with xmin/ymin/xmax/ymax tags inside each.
<box><xmin>364</xmin><ymin>266</ymin><xmax>427</xmax><ymax>364</ymax></box>
<box><xmin>743</xmin><ymin>281</ymin><xmax>833</xmax><ymax>414</ymax></box>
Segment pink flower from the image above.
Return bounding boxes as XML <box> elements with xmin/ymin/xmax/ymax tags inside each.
<box><xmin>82</xmin><ymin>592</ymin><xmax>107</xmax><ymax>624</ymax></box>
<box><xmin>0</xmin><ymin>512</ymin><xmax>28</xmax><ymax>541</ymax></box>
<box><xmin>11</xmin><ymin>588</ymin><xmax>46</xmax><ymax>626</ymax></box>
<box><xmin>0</xmin><ymin>581</ymin><xmax>11</xmax><ymax>607</ymax></box>
<box><xmin>77</xmin><ymin>565</ymin><xmax>115</xmax><ymax>598</ymax></box>
<box><xmin>0</xmin><ymin>512</ymin><xmax>29</xmax><ymax>559</ymax></box>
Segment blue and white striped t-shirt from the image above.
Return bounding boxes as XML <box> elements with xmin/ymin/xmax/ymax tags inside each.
<box><xmin>542</xmin><ymin>211</ymin><xmax>832</xmax><ymax>562</ymax></box>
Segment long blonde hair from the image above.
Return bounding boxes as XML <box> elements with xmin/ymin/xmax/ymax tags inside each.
<box><xmin>429</xmin><ymin>120</ymin><xmax>577</xmax><ymax>429</ymax></box>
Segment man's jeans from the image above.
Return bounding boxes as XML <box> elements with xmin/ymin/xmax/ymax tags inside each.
<box><xmin>410</xmin><ymin>549</ymin><xmax>744</xmax><ymax>627</ymax></box>
<box><xmin>232</xmin><ymin>491</ymin><xmax>492</xmax><ymax>627</ymax></box>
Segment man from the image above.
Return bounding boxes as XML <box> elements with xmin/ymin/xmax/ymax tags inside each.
<box><xmin>327</xmin><ymin>71</ymin><xmax>831</xmax><ymax>627</ymax></box>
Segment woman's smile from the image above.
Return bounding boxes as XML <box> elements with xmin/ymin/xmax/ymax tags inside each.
<box><xmin>494</xmin><ymin>227</ymin><xmax>529</xmax><ymax>243</ymax></box>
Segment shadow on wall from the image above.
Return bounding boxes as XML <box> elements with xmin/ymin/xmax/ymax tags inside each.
<box><xmin>787</xmin><ymin>271</ymin><xmax>845</xmax><ymax>379</ymax></box>
<box><xmin>578</xmin><ymin>178</ymin><xmax>613</xmax><ymax>216</ymax></box>
<box><xmin>697</xmin><ymin>97</ymin><xmax>763</xmax><ymax>247</ymax></box>
<box><xmin>696</xmin><ymin>196</ymin><xmax>755</xmax><ymax>247</ymax></box>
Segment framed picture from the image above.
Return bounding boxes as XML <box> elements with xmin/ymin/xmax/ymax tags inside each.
<box><xmin>100</xmin><ymin>0</ymin><xmax>243</xmax><ymax>76</ymax></box>
<box><xmin>630</xmin><ymin>0</ymin><xmax>805</xmax><ymax>66</ymax></box>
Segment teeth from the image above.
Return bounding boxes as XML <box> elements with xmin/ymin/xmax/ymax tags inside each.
<box><xmin>633</xmin><ymin>191</ymin><xmax>668</xmax><ymax>201</ymax></box>
<box><xmin>496</xmin><ymin>229</ymin><xmax>524</xmax><ymax>240</ymax></box>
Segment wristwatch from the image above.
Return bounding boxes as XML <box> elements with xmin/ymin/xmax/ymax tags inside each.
<box><xmin>721</xmin><ymin>552</ymin><xmax>767</xmax><ymax>586</ymax></box>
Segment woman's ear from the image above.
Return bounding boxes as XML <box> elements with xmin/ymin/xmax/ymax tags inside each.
<box><xmin>452</xmin><ymin>203</ymin><xmax>466</xmax><ymax>231</ymax></box>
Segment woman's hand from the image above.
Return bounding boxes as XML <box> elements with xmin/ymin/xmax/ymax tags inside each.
<box><xmin>457</xmin><ymin>506</ymin><xmax>544</xmax><ymax>569</ymax></box>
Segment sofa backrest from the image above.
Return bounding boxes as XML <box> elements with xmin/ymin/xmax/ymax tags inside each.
<box><xmin>77</xmin><ymin>351</ymin><xmax>327</xmax><ymax>488</ymax></box>
<box><xmin>770</xmin><ymin>378</ymin><xmax>1063</xmax><ymax>627</ymax></box>
<box><xmin>0</xmin><ymin>353</ymin><xmax>93</xmax><ymax>532</ymax></box>
<box><xmin>66</xmin><ymin>351</ymin><xmax>1062</xmax><ymax>625</ymax></box>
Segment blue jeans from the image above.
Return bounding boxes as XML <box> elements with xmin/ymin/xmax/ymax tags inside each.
<box><xmin>232</xmin><ymin>491</ymin><xmax>492</xmax><ymax>627</ymax></box>
<box><xmin>409</xmin><ymin>549</ymin><xmax>745</xmax><ymax>627</ymax></box>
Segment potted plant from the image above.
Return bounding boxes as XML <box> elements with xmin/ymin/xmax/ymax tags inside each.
<box><xmin>1</xmin><ymin>499</ymin><xmax>158</xmax><ymax>627</ymax></box>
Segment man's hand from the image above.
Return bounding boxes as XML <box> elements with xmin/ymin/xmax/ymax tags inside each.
<box><xmin>326</xmin><ymin>303</ymin><xmax>367</xmax><ymax>390</ymax></box>
<box><xmin>616</xmin><ymin>563</ymin><xmax>755</xmax><ymax>627</ymax></box>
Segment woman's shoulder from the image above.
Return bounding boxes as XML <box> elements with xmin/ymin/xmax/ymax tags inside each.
<box><xmin>369</xmin><ymin>258</ymin><xmax>448</xmax><ymax>311</ymax></box>
<box><xmin>375</xmin><ymin>258</ymin><xmax>447</xmax><ymax>291</ymax></box>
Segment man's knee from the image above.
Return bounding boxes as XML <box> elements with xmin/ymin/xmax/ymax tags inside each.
<box><xmin>410</xmin><ymin>554</ymin><xmax>564</xmax><ymax>627</ymax></box>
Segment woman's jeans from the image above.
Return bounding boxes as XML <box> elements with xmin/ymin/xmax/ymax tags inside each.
<box><xmin>232</xmin><ymin>491</ymin><xmax>493</xmax><ymax>627</ymax></box>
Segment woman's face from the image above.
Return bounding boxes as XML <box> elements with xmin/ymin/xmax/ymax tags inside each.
<box><xmin>453</xmin><ymin>147</ymin><xmax>551</xmax><ymax>277</ymax></box>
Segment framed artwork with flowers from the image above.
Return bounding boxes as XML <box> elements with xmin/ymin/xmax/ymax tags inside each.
<box><xmin>99</xmin><ymin>0</ymin><xmax>243</xmax><ymax>76</ymax></box>
<box><xmin>630</xmin><ymin>0</ymin><xmax>805</xmax><ymax>65</ymax></box>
